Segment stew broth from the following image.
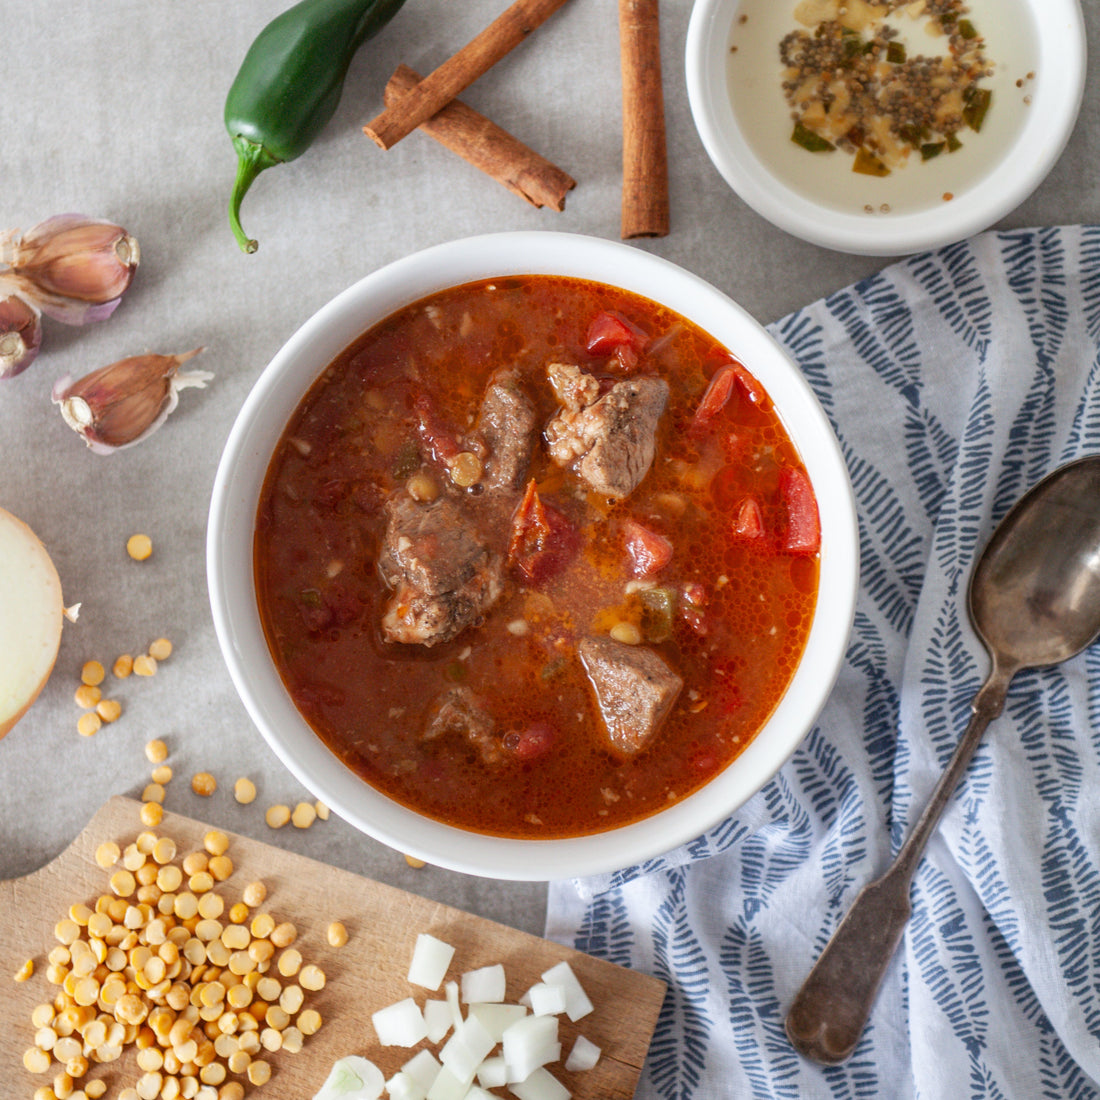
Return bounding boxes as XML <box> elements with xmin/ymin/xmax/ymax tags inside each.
<box><xmin>255</xmin><ymin>276</ymin><xmax>819</xmax><ymax>838</ymax></box>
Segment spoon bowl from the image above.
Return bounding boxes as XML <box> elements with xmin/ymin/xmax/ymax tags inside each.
<box><xmin>971</xmin><ymin>458</ymin><xmax>1100</xmax><ymax>671</ymax></box>
<box><xmin>786</xmin><ymin>454</ymin><xmax>1100</xmax><ymax>1064</ymax></box>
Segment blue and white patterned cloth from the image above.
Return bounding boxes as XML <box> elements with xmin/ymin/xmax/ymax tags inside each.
<box><xmin>546</xmin><ymin>226</ymin><xmax>1100</xmax><ymax>1099</ymax></box>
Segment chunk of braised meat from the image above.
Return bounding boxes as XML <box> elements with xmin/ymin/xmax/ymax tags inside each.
<box><xmin>423</xmin><ymin>687</ymin><xmax>503</xmax><ymax>765</ymax></box>
<box><xmin>546</xmin><ymin>361</ymin><xmax>599</xmax><ymax>412</ymax></box>
<box><xmin>471</xmin><ymin>370</ymin><xmax>539</xmax><ymax>493</ymax></box>
<box><xmin>577</xmin><ymin>635</ymin><xmax>683</xmax><ymax>756</ymax></box>
<box><xmin>544</xmin><ymin>365</ymin><xmax>669</xmax><ymax>499</ymax></box>
<box><xmin>378</xmin><ymin>496</ymin><xmax>502</xmax><ymax>646</ymax></box>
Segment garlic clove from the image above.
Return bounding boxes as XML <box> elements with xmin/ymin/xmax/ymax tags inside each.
<box><xmin>52</xmin><ymin>347</ymin><xmax>212</xmax><ymax>454</ymax></box>
<box><xmin>0</xmin><ymin>288</ymin><xmax>42</xmax><ymax>379</ymax></box>
<box><xmin>1</xmin><ymin>214</ymin><xmax>139</xmax><ymax>324</ymax></box>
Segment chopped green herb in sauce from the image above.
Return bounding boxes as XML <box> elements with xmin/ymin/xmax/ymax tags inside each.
<box><xmin>779</xmin><ymin>0</ymin><xmax>993</xmax><ymax>178</ymax></box>
<box><xmin>791</xmin><ymin>121</ymin><xmax>836</xmax><ymax>153</ymax></box>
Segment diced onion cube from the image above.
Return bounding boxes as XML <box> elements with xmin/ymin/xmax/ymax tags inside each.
<box><xmin>564</xmin><ymin>1035</ymin><xmax>601</xmax><ymax>1072</ymax></box>
<box><xmin>408</xmin><ymin>934</ymin><xmax>456</xmax><ymax>990</ymax></box>
<box><xmin>424</xmin><ymin>998</ymin><xmax>453</xmax><ymax>1043</ymax></box>
<box><xmin>476</xmin><ymin>1056</ymin><xmax>509</xmax><ymax>1089</ymax></box>
<box><xmin>540</xmin><ymin>962</ymin><xmax>593</xmax><ymax>1022</ymax></box>
<box><xmin>385</xmin><ymin>1072</ymin><xmax>426</xmax><ymax>1100</ymax></box>
<box><xmin>465</xmin><ymin>1088</ymin><xmax>498</xmax><ymax>1100</ymax></box>
<box><xmin>440</xmin><ymin>1016</ymin><xmax>495</xmax><ymax>1084</ymax></box>
<box><xmin>401</xmin><ymin>1050</ymin><xmax>442</xmax><ymax>1092</ymax></box>
<box><xmin>468</xmin><ymin>1002</ymin><xmax>528</xmax><ymax>1043</ymax></box>
<box><xmin>425</xmin><ymin>1065</ymin><xmax>468</xmax><ymax>1100</ymax></box>
<box><xmin>372</xmin><ymin>998</ymin><xmax>428</xmax><ymax>1047</ymax></box>
<box><xmin>445</xmin><ymin>979</ymin><xmax>463</xmax><ymax>1029</ymax></box>
<box><xmin>503</xmin><ymin>1015</ymin><xmax>560</xmax><ymax>1082</ymax></box>
<box><xmin>461</xmin><ymin>963</ymin><xmax>507</xmax><ymax>1004</ymax></box>
<box><xmin>312</xmin><ymin>1055</ymin><xmax>385</xmax><ymax>1099</ymax></box>
<box><xmin>509</xmin><ymin>1066</ymin><xmax>571</xmax><ymax>1100</ymax></box>
<box><xmin>527</xmin><ymin>982</ymin><xmax>568</xmax><ymax>1017</ymax></box>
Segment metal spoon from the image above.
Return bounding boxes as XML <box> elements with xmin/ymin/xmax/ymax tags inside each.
<box><xmin>785</xmin><ymin>454</ymin><xmax>1100</xmax><ymax>1065</ymax></box>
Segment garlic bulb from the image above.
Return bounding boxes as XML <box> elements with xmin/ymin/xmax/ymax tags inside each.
<box><xmin>1</xmin><ymin>214</ymin><xmax>139</xmax><ymax>325</ymax></box>
<box><xmin>0</xmin><ymin>285</ymin><xmax>42</xmax><ymax>379</ymax></box>
<box><xmin>52</xmin><ymin>348</ymin><xmax>211</xmax><ymax>454</ymax></box>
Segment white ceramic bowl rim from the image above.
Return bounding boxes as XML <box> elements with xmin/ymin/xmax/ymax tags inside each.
<box><xmin>685</xmin><ymin>0</ymin><xmax>1087</xmax><ymax>256</ymax></box>
<box><xmin>207</xmin><ymin>231</ymin><xmax>859</xmax><ymax>880</ymax></box>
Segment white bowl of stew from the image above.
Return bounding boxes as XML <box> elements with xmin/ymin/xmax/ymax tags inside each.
<box><xmin>208</xmin><ymin>231</ymin><xmax>858</xmax><ymax>880</ymax></box>
<box><xmin>685</xmin><ymin>0</ymin><xmax>1085</xmax><ymax>255</ymax></box>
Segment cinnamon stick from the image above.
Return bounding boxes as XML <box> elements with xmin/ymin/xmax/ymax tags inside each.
<box><xmin>364</xmin><ymin>0</ymin><xmax>574</xmax><ymax>151</ymax></box>
<box><xmin>619</xmin><ymin>0</ymin><xmax>669</xmax><ymax>239</ymax></box>
<box><xmin>385</xmin><ymin>65</ymin><xmax>576</xmax><ymax>211</ymax></box>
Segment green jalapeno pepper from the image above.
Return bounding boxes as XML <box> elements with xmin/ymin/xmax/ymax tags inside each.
<box><xmin>225</xmin><ymin>0</ymin><xmax>407</xmax><ymax>253</ymax></box>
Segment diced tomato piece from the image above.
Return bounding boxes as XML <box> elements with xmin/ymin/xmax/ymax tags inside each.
<box><xmin>681</xmin><ymin>606</ymin><xmax>708</xmax><ymax>637</ymax></box>
<box><xmin>508</xmin><ymin>480</ymin><xmax>579</xmax><ymax>585</ymax></box>
<box><xmin>585</xmin><ymin>311</ymin><xmax>648</xmax><ymax>356</ymax></box>
<box><xmin>503</xmin><ymin>722</ymin><xmax>556</xmax><ymax>761</ymax></box>
<box><xmin>296</xmin><ymin>582</ymin><xmax>363</xmax><ymax>634</ymax></box>
<box><xmin>731</xmin><ymin>362</ymin><xmax>767</xmax><ymax>406</ymax></box>
<box><xmin>622</xmin><ymin>519</ymin><xmax>673</xmax><ymax>577</ymax></box>
<box><xmin>681</xmin><ymin>581</ymin><xmax>707</xmax><ymax>608</ymax></box>
<box><xmin>732</xmin><ymin>497</ymin><xmax>764</xmax><ymax>539</ymax></box>
<box><xmin>779</xmin><ymin>467</ymin><xmax>821</xmax><ymax>554</ymax></box>
<box><xmin>693</xmin><ymin>364</ymin><xmax>738</xmax><ymax>425</ymax></box>
<box><xmin>412</xmin><ymin>389</ymin><xmax>460</xmax><ymax>463</ymax></box>
<box><xmin>693</xmin><ymin>355</ymin><xmax>768</xmax><ymax>427</ymax></box>
<box><xmin>679</xmin><ymin>582</ymin><xmax>708</xmax><ymax>636</ymax></box>
<box><xmin>612</xmin><ymin>343</ymin><xmax>639</xmax><ymax>373</ymax></box>
<box><xmin>690</xmin><ymin>746</ymin><xmax>719</xmax><ymax>774</ymax></box>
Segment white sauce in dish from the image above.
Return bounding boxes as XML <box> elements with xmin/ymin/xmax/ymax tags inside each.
<box><xmin>726</xmin><ymin>0</ymin><xmax>1038</xmax><ymax>216</ymax></box>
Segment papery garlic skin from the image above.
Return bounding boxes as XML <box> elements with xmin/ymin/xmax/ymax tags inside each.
<box><xmin>1</xmin><ymin>214</ymin><xmax>140</xmax><ymax>325</ymax></box>
<box><xmin>52</xmin><ymin>348</ymin><xmax>212</xmax><ymax>454</ymax></box>
<box><xmin>0</xmin><ymin>290</ymin><xmax>42</xmax><ymax>379</ymax></box>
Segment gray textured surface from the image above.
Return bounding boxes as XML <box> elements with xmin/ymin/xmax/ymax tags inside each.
<box><xmin>1</xmin><ymin>0</ymin><xmax>1095</xmax><ymax>937</ymax></box>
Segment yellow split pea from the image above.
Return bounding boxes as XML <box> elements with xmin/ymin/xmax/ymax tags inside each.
<box><xmin>126</xmin><ymin>533</ymin><xmax>153</xmax><ymax>561</ymax></box>
<box><xmin>191</xmin><ymin>772</ymin><xmax>217</xmax><ymax>797</ymax></box>
<box><xmin>25</xmin><ymin>822</ymin><xmax>330</xmax><ymax>1092</ymax></box>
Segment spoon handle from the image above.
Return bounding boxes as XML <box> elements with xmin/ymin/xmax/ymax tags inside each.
<box><xmin>785</xmin><ymin>667</ymin><xmax>1013</xmax><ymax>1065</ymax></box>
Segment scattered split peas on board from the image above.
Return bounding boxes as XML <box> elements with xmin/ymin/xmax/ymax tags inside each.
<box><xmin>20</xmin><ymin>813</ymin><xmax>341</xmax><ymax>1099</ymax></box>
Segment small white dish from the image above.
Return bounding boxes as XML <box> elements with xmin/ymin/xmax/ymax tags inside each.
<box><xmin>207</xmin><ymin>231</ymin><xmax>859</xmax><ymax>881</ymax></box>
<box><xmin>686</xmin><ymin>0</ymin><xmax>1086</xmax><ymax>256</ymax></box>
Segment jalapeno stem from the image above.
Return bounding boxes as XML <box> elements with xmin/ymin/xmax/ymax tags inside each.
<box><xmin>229</xmin><ymin>137</ymin><xmax>282</xmax><ymax>254</ymax></box>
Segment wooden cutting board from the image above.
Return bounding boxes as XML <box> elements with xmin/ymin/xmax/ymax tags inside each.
<box><xmin>1</xmin><ymin>797</ymin><xmax>664</xmax><ymax>1098</ymax></box>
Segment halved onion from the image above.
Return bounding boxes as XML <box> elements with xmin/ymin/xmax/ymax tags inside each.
<box><xmin>0</xmin><ymin>506</ymin><xmax>64</xmax><ymax>738</ymax></box>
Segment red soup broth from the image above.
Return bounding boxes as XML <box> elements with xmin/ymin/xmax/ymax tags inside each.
<box><xmin>254</xmin><ymin>275</ymin><xmax>819</xmax><ymax>838</ymax></box>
